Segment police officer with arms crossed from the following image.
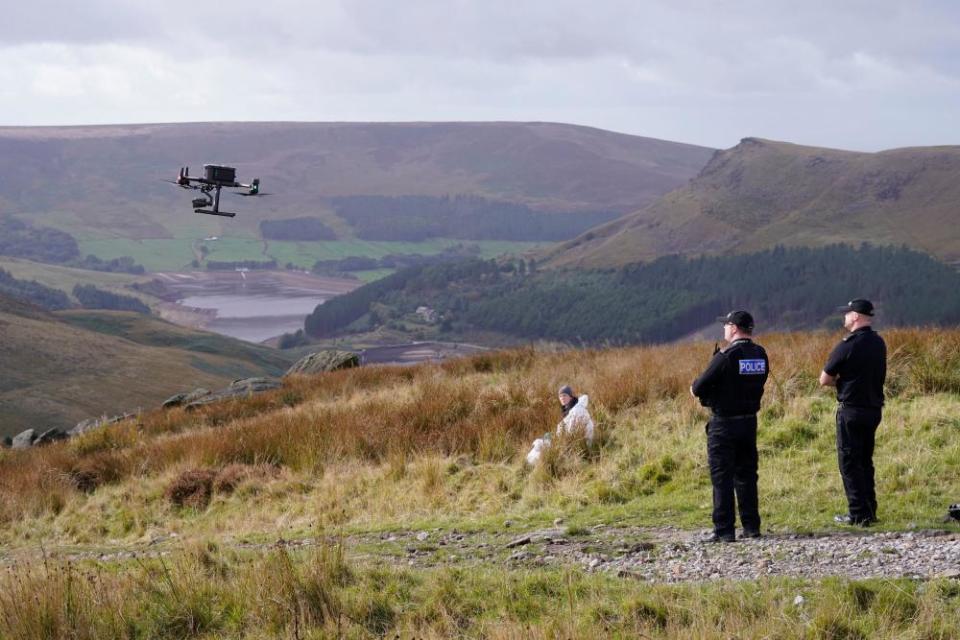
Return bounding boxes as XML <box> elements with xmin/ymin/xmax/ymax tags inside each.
<box><xmin>820</xmin><ymin>299</ymin><xmax>886</xmax><ymax>526</ymax></box>
<box><xmin>691</xmin><ymin>310</ymin><xmax>769</xmax><ymax>543</ymax></box>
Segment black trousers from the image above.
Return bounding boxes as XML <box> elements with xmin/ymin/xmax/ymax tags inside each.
<box><xmin>836</xmin><ymin>406</ymin><xmax>881</xmax><ymax>522</ymax></box>
<box><xmin>706</xmin><ymin>415</ymin><xmax>760</xmax><ymax>537</ymax></box>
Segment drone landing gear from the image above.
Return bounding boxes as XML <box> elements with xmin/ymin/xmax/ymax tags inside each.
<box><xmin>192</xmin><ymin>184</ymin><xmax>236</xmax><ymax>217</ymax></box>
<box><xmin>194</xmin><ymin>208</ymin><xmax>237</xmax><ymax>218</ymax></box>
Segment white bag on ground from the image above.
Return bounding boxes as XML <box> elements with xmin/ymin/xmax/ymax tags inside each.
<box><xmin>525</xmin><ymin>436</ymin><xmax>550</xmax><ymax>465</ymax></box>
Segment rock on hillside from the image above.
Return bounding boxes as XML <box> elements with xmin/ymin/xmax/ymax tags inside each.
<box><xmin>162</xmin><ymin>378</ymin><xmax>283</xmax><ymax>411</ymax></box>
<box><xmin>285</xmin><ymin>350</ymin><xmax>360</xmax><ymax>376</ymax></box>
<box><xmin>548</xmin><ymin>137</ymin><xmax>960</xmax><ymax>267</ymax></box>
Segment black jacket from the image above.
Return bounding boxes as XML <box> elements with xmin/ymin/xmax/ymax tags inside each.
<box><xmin>823</xmin><ymin>327</ymin><xmax>886</xmax><ymax>408</ymax></box>
<box><xmin>692</xmin><ymin>338</ymin><xmax>769</xmax><ymax>417</ymax></box>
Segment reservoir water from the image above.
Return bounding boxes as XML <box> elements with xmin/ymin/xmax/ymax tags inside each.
<box><xmin>155</xmin><ymin>271</ymin><xmax>359</xmax><ymax>343</ymax></box>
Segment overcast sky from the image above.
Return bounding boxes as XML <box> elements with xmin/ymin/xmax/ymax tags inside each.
<box><xmin>1</xmin><ymin>1</ymin><xmax>957</xmax><ymax>151</ymax></box>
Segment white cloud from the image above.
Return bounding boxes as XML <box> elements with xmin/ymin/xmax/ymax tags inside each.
<box><xmin>1</xmin><ymin>1</ymin><xmax>959</xmax><ymax>150</ymax></box>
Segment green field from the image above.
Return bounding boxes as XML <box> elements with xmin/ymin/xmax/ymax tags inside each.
<box><xmin>0</xmin><ymin>257</ymin><xmax>154</xmax><ymax>305</ymax></box>
<box><xmin>352</xmin><ymin>268</ymin><xmax>397</xmax><ymax>282</ymax></box>
<box><xmin>78</xmin><ymin>237</ymin><xmax>201</xmax><ymax>272</ymax></box>
<box><xmin>78</xmin><ymin>235</ymin><xmax>548</xmax><ymax>272</ymax></box>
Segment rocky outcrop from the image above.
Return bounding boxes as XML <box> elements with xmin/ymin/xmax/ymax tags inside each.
<box><xmin>181</xmin><ymin>377</ymin><xmax>283</xmax><ymax>411</ymax></box>
<box><xmin>285</xmin><ymin>350</ymin><xmax>360</xmax><ymax>376</ymax></box>
<box><xmin>34</xmin><ymin>428</ymin><xmax>68</xmax><ymax>446</ymax></box>
<box><xmin>11</xmin><ymin>429</ymin><xmax>36</xmax><ymax>449</ymax></box>
<box><xmin>68</xmin><ymin>413</ymin><xmax>136</xmax><ymax>437</ymax></box>
<box><xmin>6</xmin><ymin>377</ymin><xmax>283</xmax><ymax>451</ymax></box>
<box><xmin>162</xmin><ymin>388</ymin><xmax>211</xmax><ymax>409</ymax></box>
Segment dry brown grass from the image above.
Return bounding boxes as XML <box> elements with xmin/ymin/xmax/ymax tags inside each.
<box><xmin>164</xmin><ymin>469</ymin><xmax>217</xmax><ymax>510</ymax></box>
<box><xmin>1</xmin><ymin>328</ymin><xmax>958</xmax><ymax>530</ymax></box>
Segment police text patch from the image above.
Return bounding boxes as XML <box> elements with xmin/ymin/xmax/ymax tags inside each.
<box><xmin>739</xmin><ymin>359</ymin><xmax>767</xmax><ymax>375</ymax></box>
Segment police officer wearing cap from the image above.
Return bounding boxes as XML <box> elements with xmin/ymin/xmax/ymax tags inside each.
<box><xmin>691</xmin><ymin>310</ymin><xmax>769</xmax><ymax>542</ymax></box>
<box><xmin>820</xmin><ymin>298</ymin><xmax>886</xmax><ymax>526</ymax></box>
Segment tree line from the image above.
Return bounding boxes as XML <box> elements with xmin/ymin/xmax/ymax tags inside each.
<box><xmin>0</xmin><ymin>216</ymin><xmax>144</xmax><ymax>274</ymax></box>
<box><xmin>311</xmin><ymin>244</ymin><xmax>483</xmax><ymax>276</ymax></box>
<box><xmin>0</xmin><ymin>268</ymin><xmax>71</xmax><ymax>310</ymax></box>
<box><xmin>329</xmin><ymin>195</ymin><xmax>619</xmax><ymax>242</ymax></box>
<box><xmin>260</xmin><ymin>217</ymin><xmax>338</xmax><ymax>241</ymax></box>
<box><xmin>0</xmin><ymin>269</ymin><xmax>151</xmax><ymax>314</ymax></box>
<box><xmin>72</xmin><ymin>285</ymin><xmax>151</xmax><ymax>314</ymax></box>
<box><xmin>303</xmin><ymin>244</ymin><xmax>960</xmax><ymax>344</ymax></box>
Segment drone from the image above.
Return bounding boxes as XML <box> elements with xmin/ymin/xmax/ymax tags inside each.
<box><xmin>165</xmin><ymin>165</ymin><xmax>270</xmax><ymax>217</ymax></box>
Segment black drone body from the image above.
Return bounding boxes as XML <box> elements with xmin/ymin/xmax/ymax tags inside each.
<box><xmin>166</xmin><ymin>165</ymin><xmax>270</xmax><ymax>217</ymax></box>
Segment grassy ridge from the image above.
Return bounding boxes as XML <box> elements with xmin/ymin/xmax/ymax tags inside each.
<box><xmin>0</xmin><ymin>257</ymin><xmax>153</xmax><ymax>305</ymax></box>
<box><xmin>0</xmin><ymin>307</ymin><xmax>294</xmax><ymax>437</ymax></box>
<box><xmin>0</xmin><ymin>122</ymin><xmax>714</xmax><ymax>243</ymax></box>
<box><xmin>2</xmin><ymin>328</ymin><xmax>960</xmax><ymax>638</ymax></box>
<box><xmin>2</xmin><ymin>329</ymin><xmax>959</xmax><ymax>543</ymax></box>
<box><xmin>550</xmin><ymin>137</ymin><xmax>960</xmax><ymax>268</ymax></box>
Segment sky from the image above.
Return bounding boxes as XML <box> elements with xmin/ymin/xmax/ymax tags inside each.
<box><xmin>1</xmin><ymin>0</ymin><xmax>957</xmax><ymax>151</ymax></box>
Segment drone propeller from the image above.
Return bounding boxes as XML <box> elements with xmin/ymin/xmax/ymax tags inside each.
<box><xmin>233</xmin><ymin>178</ymin><xmax>271</xmax><ymax>196</ymax></box>
<box><xmin>161</xmin><ymin>178</ymin><xmax>195</xmax><ymax>189</ymax></box>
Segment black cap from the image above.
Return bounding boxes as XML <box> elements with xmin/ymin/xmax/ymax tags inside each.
<box><xmin>837</xmin><ymin>299</ymin><xmax>874</xmax><ymax>316</ymax></box>
<box><xmin>719</xmin><ymin>310</ymin><xmax>754</xmax><ymax>331</ymax></box>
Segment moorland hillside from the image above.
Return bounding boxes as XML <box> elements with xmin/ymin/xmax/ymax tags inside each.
<box><xmin>0</xmin><ymin>121</ymin><xmax>713</xmax><ymax>242</ymax></box>
<box><xmin>0</xmin><ymin>299</ymin><xmax>293</xmax><ymax>436</ymax></box>
<box><xmin>549</xmin><ymin>137</ymin><xmax>960</xmax><ymax>267</ymax></box>
<box><xmin>2</xmin><ymin>328</ymin><xmax>959</xmax><ymax>638</ymax></box>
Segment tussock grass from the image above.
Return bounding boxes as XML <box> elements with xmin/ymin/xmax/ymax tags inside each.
<box><xmin>1</xmin><ymin>545</ymin><xmax>958</xmax><ymax>639</ymax></box>
<box><xmin>1</xmin><ymin>329</ymin><xmax>960</xmax><ymax>544</ymax></box>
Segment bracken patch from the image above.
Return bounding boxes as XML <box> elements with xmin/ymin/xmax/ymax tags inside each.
<box><xmin>165</xmin><ymin>469</ymin><xmax>217</xmax><ymax>510</ymax></box>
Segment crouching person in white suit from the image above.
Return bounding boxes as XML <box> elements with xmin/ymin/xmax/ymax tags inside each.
<box><xmin>526</xmin><ymin>385</ymin><xmax>596</xmax><ymax>465</ymax></box>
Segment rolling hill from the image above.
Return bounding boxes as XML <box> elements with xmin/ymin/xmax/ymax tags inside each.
<box><xmin>0</xmin><ymin>297</ymin><xmax>294</xmax><ymax>437</ymax></box>
<box><xmin>548</xmin><ymin>137</ymin><xmax>960</xmax><ymax>267</ymax></box>
<box><xmin>0</xmin><ymin>121</ymin><xmax>714</xmax><ymax>242</ymax></box>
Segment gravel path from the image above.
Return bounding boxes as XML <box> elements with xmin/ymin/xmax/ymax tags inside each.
<box><xmin>354</xmin><ymin>525</ymin><xmax>960</xmax><ymax>582</ymax></box>
<box><xmin>7</xmin><ymin>526</ymin><xmax>960</xmax><ymax>583</ymax></box>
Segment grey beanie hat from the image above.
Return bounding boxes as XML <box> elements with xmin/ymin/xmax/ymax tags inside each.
<box><xmin>558</xmin><ymin>385</ymin><xmax>574</xmax><ymax>397</ymax></box>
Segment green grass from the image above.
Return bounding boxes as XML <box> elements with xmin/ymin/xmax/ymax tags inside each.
<box><xmin>78</xmin><ymin>237</ymin><xmax>200</xmax><ymax>271</ymax></box>
<box><xmin>352</xmin><ymin>268</ymin><xmax>396</xmax><ymax>282</ymax></box>
<box><xmin>1</xmin><ymin>544</ymin><xmax>958</xmax><ymax>639</ymax></box>
<box><xmin>78</xmin><ymin>235</ymin><xmax>548</xmax><ymax>272</ymax></box>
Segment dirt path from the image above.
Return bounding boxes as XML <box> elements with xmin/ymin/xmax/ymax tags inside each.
<box><xmin>8</xmin><ymin>526</ymin><xmax>960</xmax><ymax>583</ymax></box>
